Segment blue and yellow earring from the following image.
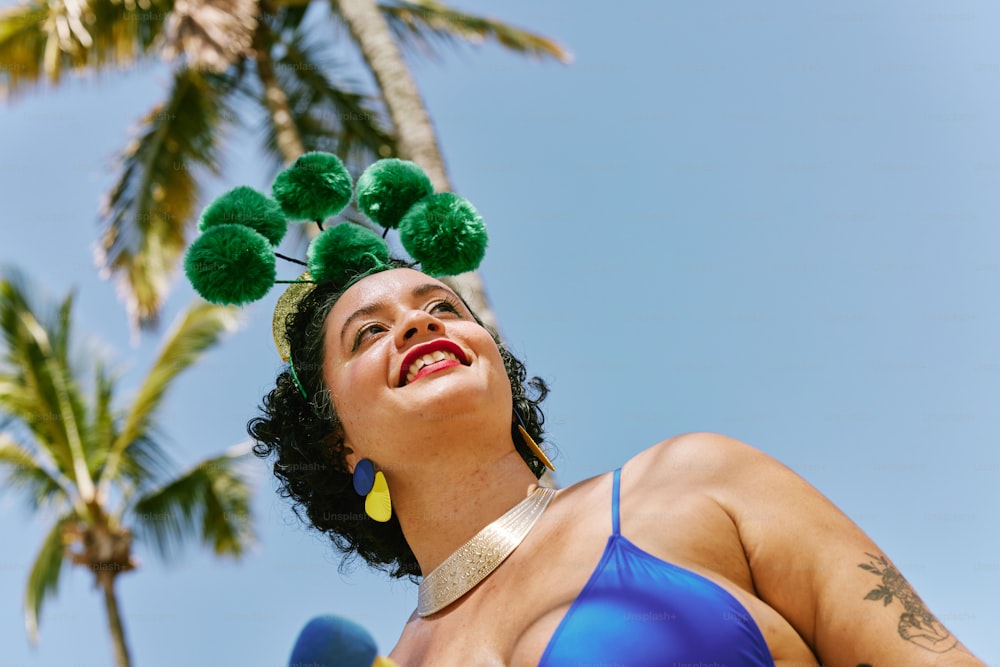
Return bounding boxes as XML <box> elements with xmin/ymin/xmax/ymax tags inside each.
<box><xmin>352</xmin><ymin>458</ymin><xmax>392</xmax><ymax>522</ymax></box>
<box><xmin>515</xmin><ymin>411</ymin><xmax>555</xmax><ymax>472</ymax></box>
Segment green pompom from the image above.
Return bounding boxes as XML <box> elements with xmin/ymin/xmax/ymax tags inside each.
<box><xmin>356</xmin><ymin>159</ymin><xmax>434</xmax><ymax>230</ymax></box>
<box><xmin>198</xmin><ymin>186</ymin><xmax>287</xmax><ymax>246</ymax></box>
<box><xmin>272</xmin><ymin>152</ymin><xmax>353</xmax><ymax>222</ymax></box>
<box><xmin>307</xmin><ymin>224</ymin><xmax>391</xmax><ymax>285</ymax></box>
<box><xmin>184</xmin><ymin>224</ymin><xmax>276</xmax><ymax>305</ymax></box>
<box><xmin>399</xmin><ymin>193</ymin><xmax>488</xmax><ymax>276</ymax></box>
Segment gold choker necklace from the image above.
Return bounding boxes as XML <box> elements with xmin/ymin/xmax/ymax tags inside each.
<box><xmin>417</xmin><ymin>486</ymin><xmax>557</xmax><ymax>617</ymax></box>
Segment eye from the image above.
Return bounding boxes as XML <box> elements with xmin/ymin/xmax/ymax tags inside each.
<box><xmin>430</xmin><ymin>297</ymin><xmax>462</xmax><ymax>317</ymax></box>
<box><xmin>352</xmin><ymin>322</ymin><xmax>387</xmax><ymax>351</ymax></box>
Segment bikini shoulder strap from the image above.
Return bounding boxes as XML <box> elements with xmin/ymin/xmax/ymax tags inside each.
<box><xmin>611</xmin><ymin>467</ymin><xmax>622</xmax><ymax>536</ymax></box>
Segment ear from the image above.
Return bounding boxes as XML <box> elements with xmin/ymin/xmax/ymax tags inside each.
<box><xmin>344</xmin><ymin>447</ymin><xmax>359</xmax><ymax>472</ymax></box>
<box><xmin>340</xmin><ymin>429</ymin><xmax>360</xmax><ymax>471</ymax></box>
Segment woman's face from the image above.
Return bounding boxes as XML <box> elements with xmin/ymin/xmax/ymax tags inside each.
<box><xmin>322</xmin><ymin>268</ymin><xmax>512</xmax><ymax>461</ymax></box>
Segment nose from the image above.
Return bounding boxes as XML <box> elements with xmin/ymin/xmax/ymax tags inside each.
<box><xmin>395</xmin><ymin>309</ymin><xmax>444</xmax><ymax>347</ymax></box>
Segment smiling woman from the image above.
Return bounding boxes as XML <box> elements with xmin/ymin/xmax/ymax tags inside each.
<box><xmin>185</xmin><ymin>153</ymin><xmax>988</xmax><ymax>667</ymax></box>
<box><xmin>248</xmin><ymin>266</ymin><xmax>550</xmax><ymax>579</ymax></box>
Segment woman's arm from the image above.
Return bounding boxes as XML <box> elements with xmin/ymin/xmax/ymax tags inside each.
<box><xmin>650</xmin><ymin>432</ymin><xmax>986</xmax><ymax>667</ymax></box>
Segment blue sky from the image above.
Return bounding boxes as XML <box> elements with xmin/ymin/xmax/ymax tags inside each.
<box><xmin>1</xmin><ymin>0</ymin><xmax>999</xmax><ymax>664</ymax></box>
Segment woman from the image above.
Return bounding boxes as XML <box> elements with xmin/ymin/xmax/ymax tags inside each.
<box><xmin>186</xmin><ymin>153</ymin><xmax>986</xmax><ymax>666</ymax></box>
<box><xmin>250</xmin><ymin>265</ymin><xmax>986</xmax><ymax>667</ymax></box>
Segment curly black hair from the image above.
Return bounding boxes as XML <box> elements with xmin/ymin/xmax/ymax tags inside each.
<box><xmin>247</xmin><ymin>264</ymin><xmax>550</xmax><ymax>579</ymax></box>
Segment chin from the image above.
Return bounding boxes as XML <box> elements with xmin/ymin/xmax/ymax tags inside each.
<box><xmin>404</xmin><ymin>375</ymin><xmax>507</xmax><ymax>424</ymax></box>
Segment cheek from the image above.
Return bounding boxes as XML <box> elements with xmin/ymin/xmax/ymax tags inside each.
<box><xmin>328</xmin><ymin>362</ymin><xmax>358</xmax><ymax>408</ymax></box>
<box><xmin>481</xmin><ymin>343</ymin><xmax>513</xmax><ymax>401</ymax></box>
<box><xmin>496</xmin><ymin>362</ymin><xmax>514</xmax><ymax>404</ymax></box>
<box><xmin>327</xmin><ymin>358</ymin><xmax>383</xmax><ymax>433</ymax></box>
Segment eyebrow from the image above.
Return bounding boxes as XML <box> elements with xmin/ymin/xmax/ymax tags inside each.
<box><xmin>339</xmin><ymin>283</ymin><xmax>458</xmax><ymax>344</ymax></box>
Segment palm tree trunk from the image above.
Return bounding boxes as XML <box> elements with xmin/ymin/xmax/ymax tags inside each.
<box><xmin>334</xmin><ymin>0</ymin><xmax>448</xmax><ymax>191</ymax></box>
<box><xmin>97</xmin><ymin>570</ymin><xmax>132</xmax><ymax>667</ymax></box>
<box><xmin>334</xmin><ymin>0</ymin><xmax>496</xmax><ymax>329</ymax></box>
<box><xmin>253</xmin><ymin>13</ymin><xmax>306</xmax><ymax>163</ymax></box>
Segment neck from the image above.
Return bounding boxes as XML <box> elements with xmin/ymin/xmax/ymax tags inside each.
<box><xmin>389</xmin><ymin>443</ymin><xmax>539</xmax><ymax>576</ymax></box>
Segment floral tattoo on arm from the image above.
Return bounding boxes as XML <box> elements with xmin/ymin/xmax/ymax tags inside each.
<box><xmin>858</xmin><ymin>552</ymin><xmax>958</xmax><ymax>653</ymax></box>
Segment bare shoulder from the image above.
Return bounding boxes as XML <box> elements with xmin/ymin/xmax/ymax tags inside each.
<box><xmin>625</xmin><ymin>430</ymin><xmax>773</xmax><ymax>488</ymax></box>
<box><xmin>623</xmin><ymin>430</ymin><xmax>796</xmax><ymax>535</ymax></box>
<box><xmin>627</xmin><ymin>431</ymin><xmax>987</xmax><ymax>666</ymax></box>
<box><xmin>631</xmin><ymin>429</ymin><xmax>764</xmax><ymax>460</ymax></box>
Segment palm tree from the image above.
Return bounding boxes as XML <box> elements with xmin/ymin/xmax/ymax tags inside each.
<box><xmin>0</xmin><ymin>268</ymin><xmax>255</xmax><ymax>667</ymax></box>
<box><xmin>335</xmin><ymin>0</ymin><xmax>541</xmax><ymax>325</ymax></box>
<box><xmin>0</xmin><ymin>0</ymin><xmax>570</xmax><ymax>328</ymax></box>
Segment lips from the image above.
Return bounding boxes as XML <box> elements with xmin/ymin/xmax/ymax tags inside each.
<box><xmin>398</xmin><ymin>339</ymin><xmax>470</xmax><ymax>387</ymax></box>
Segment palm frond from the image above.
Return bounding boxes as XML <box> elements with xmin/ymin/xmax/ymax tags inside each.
<box><xmin>272</xmin><ymin>2</ymin><xmax>310</xmax><ymax>33</ymax></box>
<box><xmin>129</xmin><ymin>441</ymin><xmax>255</xmax><ymax>559</ymax></box>
<box><xmin>0</xmin><ymin>272</ymin><xmax>95</xmax><ymax>500</ymax></box>
<box><xmin>99</xmin><ymin>300</ymin><xmax>238</xmax><ymax>492</ymax></box>
<box><xmin>82</xmin><ymin>357</ymin><xmax>166</xmax><ymax>491</ymax></box>
<box><xmin>0</xmin><ymin>4</ymin><xmax>47</xmax><ymax>97</ymax></box>
<box><xmin>116</xmin><ymin>432</ymin><xmax>176</xmax><ymax>495</ymax></box>
<box><xmin>0</xmin><ymin>432</ymin><xmax>76</xmax><ymax>512</ymax></box>
<box><xmin>50</xmin><ymin>291</ymin><xmax>73</xmax><ymax>372</ymax></box>
<box><xmin>0</xmin><ymin>0</ymin><xmax>171</xmax><ymax>99</ymax></box>
<box><xmin>85</xmin><ymin>358</ymin><xmax>116</xmax><ymax>474</ymax></box>
<box><xmin>378</xmin><ymin>0</ymin><xmax>572</xmax><ymax>64</ymax></box>
<box><xmin>96</xmin><ymin>66</ymin><xmax>231</xmax><ymax>328</ymax></box>
<box><xmin>160</xmin><ymin>0</ymin><xmax>256</xmax><ymax>72</ymax></box>
<box><xmin>24</xmin><ymin>512</ymin><xmax>75</xmax><ymax>643</ymax></box>
<box><xmin>252</xmin><ymin>25</ymin><xmax>397</xmax><ymax>172</ymax></box>
<box><xmin>0</xmin><ymin>374</ymin><xmax>70</xmax><ymax>472</ymax></box>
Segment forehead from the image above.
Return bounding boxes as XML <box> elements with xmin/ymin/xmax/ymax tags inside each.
<box><xmin>327</xmin><ymin>268</ymin><xmax>451</xmax><ymax>324</ymax></box>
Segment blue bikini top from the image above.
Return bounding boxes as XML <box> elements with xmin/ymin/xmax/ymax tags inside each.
<box><xmin>538</xmin><ymin>468</ymin><xmax>775</xmax><ymax>666</ymax></box>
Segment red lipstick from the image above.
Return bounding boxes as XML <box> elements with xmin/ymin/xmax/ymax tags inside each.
<box><xmin>398</xmin><ymin>339</ymin><xmax>469</xmax><ymax>387</ymax></box>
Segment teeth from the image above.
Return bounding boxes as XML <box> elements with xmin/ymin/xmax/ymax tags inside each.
<box><xmin>405</xmin><ymin>351</ymin><xmax>459</xmax><ymax>384</ymax></box>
